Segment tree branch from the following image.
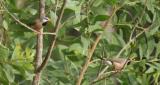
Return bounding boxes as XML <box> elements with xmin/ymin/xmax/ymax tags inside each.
<box><xmin>32</xmin><ymin>0</ymin><xmax>45</xmax><ymax>85</ymax></box>
<box><xmin>91</xmin><ymin>71</ymin><xmax>118</xmax><ymax>84</ymax></box>
<box><xmin>36</xmin><ymin>0</ymin><xmax>67</xmax><ymax>73</ymax></box>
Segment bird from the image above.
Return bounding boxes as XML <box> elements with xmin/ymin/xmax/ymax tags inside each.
<box><xmin>33</xmin><ymin>17</ymin><xmax>50</xmax><ymax>32</ymax></box>
<box><xmin>102</xmin><ymin>58</ymin><xmax>130</xmax><ymax>71</ymax></box>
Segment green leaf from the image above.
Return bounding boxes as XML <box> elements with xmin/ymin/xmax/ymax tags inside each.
<box><xmin>92</xmin><ymin>0</ymin><xmax>103</xmax><ymax>7</ymax></box>
<box><xmin>94</xmin><ymin>15</ymin><xmax>109</xmax><ymax>22</ymax></box>
<box><xmin>145</xmin><ymin>67</ymin><xmax>155</xmax><ymax>74</ymax></box>
<box><xmin>155</xmin><ymin>42</ymin><xmax>160</xmax><ymax>57</ymax></box>
<box><xmin>51</xmin><ymin>0</ymin><xmax>55</xmax><ymax>4</ymax></box>
<box><xmin>69</xmin><ymin>43</ymin><xmax>83</xmax><ymax>55</ymax></box>
<box><xmin>145</xmin><ymin>14</ymin><xmax>152</xmax><ymax>23</ymax></box>
<box><xmin>81</xmin><ymin>36</ymin><xmax>89</xmax><ymax>55</ymax></box>
<box><xmin>148</xmin><ymin>26</ymin><xmax>159</xmax><ymax>35</ymax></box>
<box><xmin>58</xmin><ymin>45</ymin><xmax>68</xmax><ymax>50</ymax></box>
<box><xmin>146</xmin><ymin>39</ymin><xmax>155</xmax><ymax>58</ymax></box>
<box><xmin>50</xmin><ymin>11</ymin><xmax>57</xmax><ymax>25</ymax></box>
<box><xmin>87</xmin><ymin>24</ymin><xmax>103</xmax><ymax>34</ymax></box>
<box><xmin>11</xmin><ymin>43</ymin><xmax>23</xmax><ymax>60</ymax></box>
<box><xmin>25</xmin><ymin>47</ymin><xmax>35</xmax><ymax>60</ymax></box>
<box><xmin>92</xmin><ymin>7</ymin><xmax>107</xmax><ymax>15</ymax></box>
<box><xmin>0</xmin><ymin>66</ymin><xmax>9</xmax><ymax>84</ymax></box>
<box><xmin>0</xmin><ymin>44</ymin><xmax>9</xmax><ymax>60</ymax></box>
<box><xmin>3</xmin><ymin>65</ymin><xmax>15</xmax><ymax>83</ymax></box>
<box><xmin>105</xmin><ymin>0</ymin><xmax>117</xmax><ymax>5</ymax></box>
<box><xmin>2</xmin><ymin>20</ymin><xmax>8</xmax><ymax>30</ymax></box>
<box><xmin>66</xmin><ymin>0</ymin><xmax>80</xmax><ymax>11</ymax></box>
<box><xmin>28</xmin><ymin>8</ymin><xmax>37</xmax><ymax>15</ymax></box>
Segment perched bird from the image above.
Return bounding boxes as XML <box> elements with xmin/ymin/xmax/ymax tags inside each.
<box><xmin>33</xmin><ymin>17</ymin><xmax>50</xmax><ymax>32</ymax></box>
<box><xmin>103</xmin><ymin>58</ymin><xmax>130</xmax><ymax>71</ymax></box>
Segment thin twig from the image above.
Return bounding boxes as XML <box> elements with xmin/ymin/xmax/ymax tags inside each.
<box><xmin>42</xmin><ymin>32</ymin><xmax>56</xmax><ymax>35</ymax></box>
<box><xmin>115</xmin><ymin>29</ymin><xmax>147</xmax><ymax>58</ymax></box>
<box><xmin>36</xmin><ymin>0</ymin><xmax>67</xmax><ymax>73</ymax></box>
<box><xmin>98</xmin><ymin>66</ymin><xmax>109</xmax><ymax>77</ymax></box>
<box><xmin>92</xmin><ymin>69</ymin><xmax>130</xmax><ymax>84</ymax></box>
<box><xmin>91</xmin><ymin>71</ymin><xmax>119</xmax><ymax>84</ymax></box>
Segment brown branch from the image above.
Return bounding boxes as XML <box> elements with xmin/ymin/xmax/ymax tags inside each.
<box><xmin>75</xmin><ymin>6</ymin><xmax>118</xmax><ymax>85</ymax></box>
<box><xmin>36</xmin><ymin>0</ymin><xmax>67</xmax><ymax>73</ymax></box>
<box><xmin>32</xmin><ymin>0</ymin><xmax>45</xmax><ymax>85</ymax></box>
<box><xmin>76</xmin><ymin>35</ymin><xmax>102</xmax><ymax>85</ymax></box>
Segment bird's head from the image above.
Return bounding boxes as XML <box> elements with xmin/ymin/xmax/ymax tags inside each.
<box><xmin>42</xmin><ymin>17</ymin><xmax>50</xmax><ymax>26</ymax></box>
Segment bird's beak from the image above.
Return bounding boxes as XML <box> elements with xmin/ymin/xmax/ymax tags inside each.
<box><xmin>48</xmin><ymin>18</ymin><xmax>51</xmax><ymax>22</ymax></box>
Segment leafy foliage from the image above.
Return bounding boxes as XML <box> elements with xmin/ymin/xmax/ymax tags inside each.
<box><xmin>0</xmin><ymin>0</ymin><xmax>160</xmax><ymax>85</ymax></box>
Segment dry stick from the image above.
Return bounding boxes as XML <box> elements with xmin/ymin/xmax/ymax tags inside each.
<box><xmin>36</xmin><ymin>0</ymin><xmax>67</xmax><ymax>73</ymax></box>
<box><xmin>32</xmin><ymin>0</ymin><xmax>45</xmax><ymax>85</ymax></box>
<box><xmin>75</xmin><ymin>6</ymin><xmax>117</xmax><ymax>85</ymax></box>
